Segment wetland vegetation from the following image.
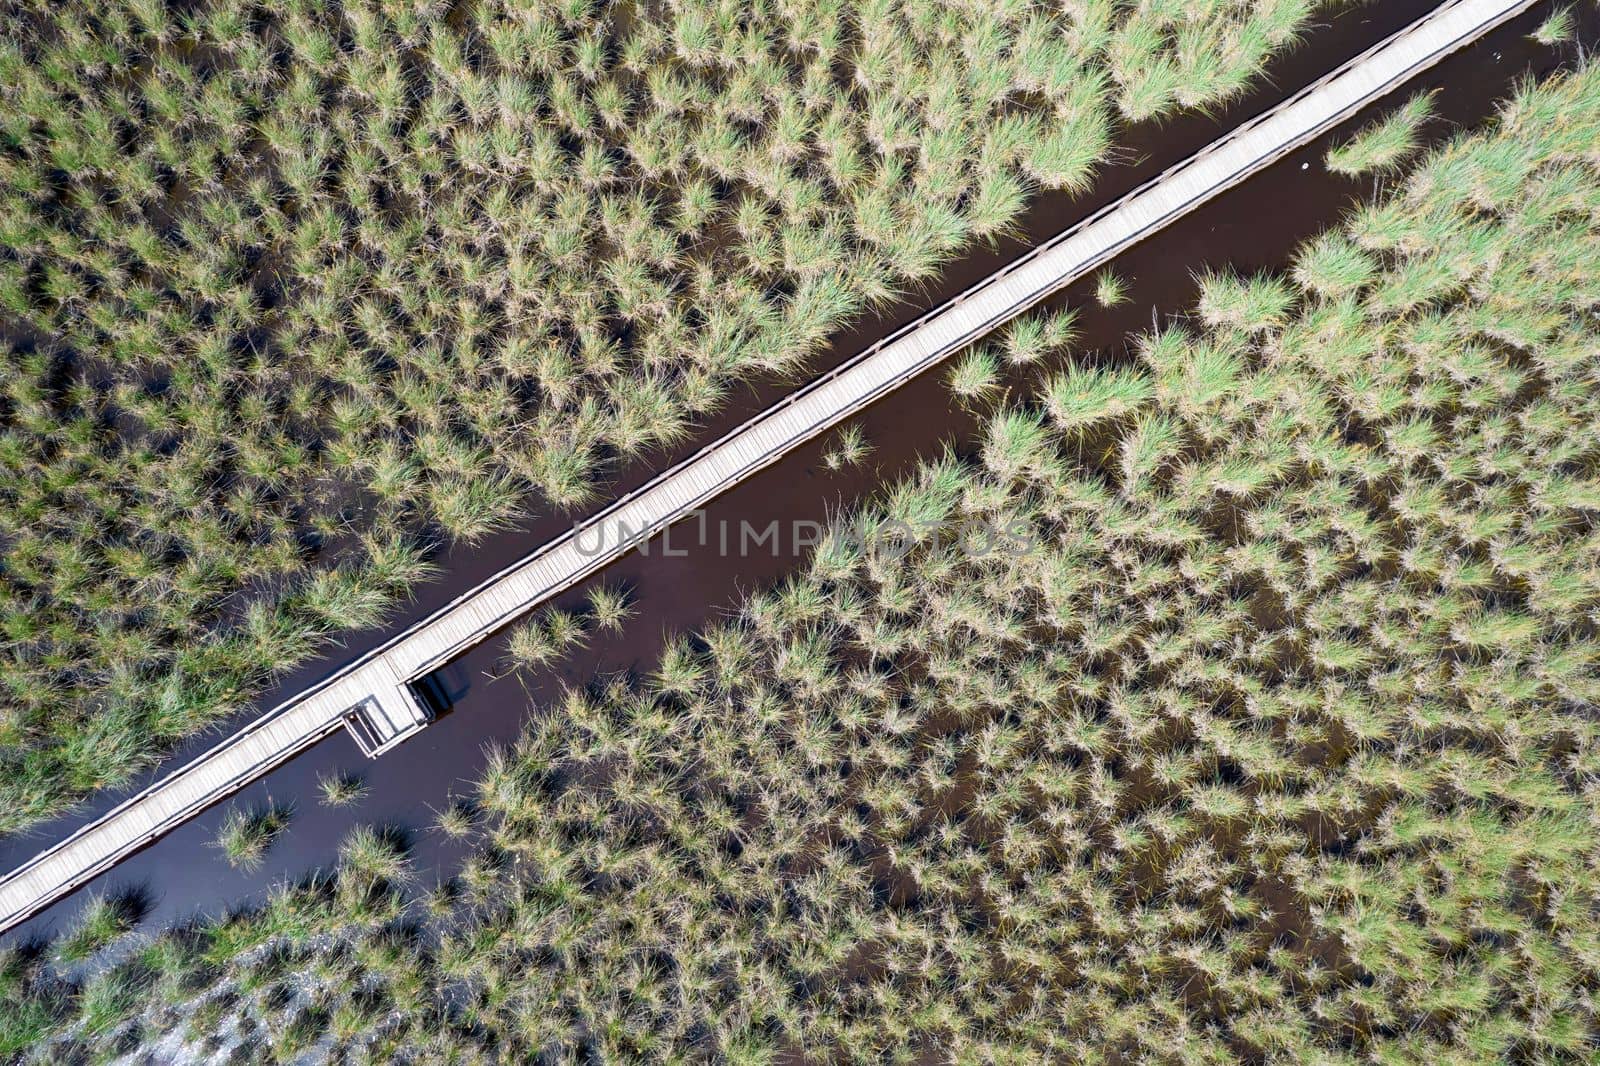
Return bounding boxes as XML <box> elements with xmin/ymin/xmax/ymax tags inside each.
<box><xmin>6</xmin><ymin>58</ymin><xmax>1600</xmax><ymax>1064</ymax></box>
<box><xmin>212</xmin><ymin>802</ymin><xmax>293</xmax><ymax>873</ymax></box>
<box><xmin>0</xmin><ymin>0</ymin><xmax>1328</xmax><ymax>835</ymax></box>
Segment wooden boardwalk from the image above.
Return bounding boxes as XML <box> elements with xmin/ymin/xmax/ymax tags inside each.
<box><xmin>0</xmin><ymin>0</ymin><xmax>1536</xmax><ymax>935</ymax></box>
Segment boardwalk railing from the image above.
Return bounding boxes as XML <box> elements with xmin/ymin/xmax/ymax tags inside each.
<box><xmin>0</xmin><ymin>0</ymin><xmax>1537</xmax><ymax>935</ymax></box>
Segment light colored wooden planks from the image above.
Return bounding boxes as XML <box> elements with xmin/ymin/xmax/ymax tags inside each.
<box><xmin>0</xmin><ymin>0</ymin><xmax>1534</xmax><ymax>936</ymax></box>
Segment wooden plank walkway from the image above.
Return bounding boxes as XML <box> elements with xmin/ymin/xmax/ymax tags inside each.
<box><xmin>0</xmin><ymin>0</ymin><xmax>1536</xmax><ymax>934</ymax></box>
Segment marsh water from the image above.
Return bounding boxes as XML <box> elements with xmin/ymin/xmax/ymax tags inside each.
<box><xmin>5</xmin><ymin>0</ymin><xmax>1593</xmax><ymax>948</ymax></box>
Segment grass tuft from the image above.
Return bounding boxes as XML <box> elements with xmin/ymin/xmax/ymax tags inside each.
<box><xmin>1094</xmin><ymin>270</ymin><xmax>1130</xmax><ymax>308</ymax></box>
<box><xmin>587</xmin><ymin>585</ymin><xmax>636</xmax><ymax>634</ymax></box>
<box><xmin>948</xmin><ymin>348</ymin><xmax>1002</xmax><ymax>407</ymax></box>
<box><xmin>1326</xmin><ymin>91</ymin><xmax>1436</xmax><ymax>176</ymax></box>
<box><xmin>212</xmin><ymin>802</ymin><xmax>292</xmax><ymax>873</ymax></box>
<box><xmin>1531</xmin><ymin>6</ymin><xmax>1574</xmax><ymax>46</ymax></box>
<box><xmin>317</xmin><ymin>771</ymin><xmax>367</xmax><ymax>808</ymax></box>
<box><xmin>54</xmin><ymin>894</ymin><xmax>140</xmax><ymax>966</ymax></box>
<box><xmin>823</xmin><ymin>424</ymin><xmax>873</xmax><ymax>471</ymax></box>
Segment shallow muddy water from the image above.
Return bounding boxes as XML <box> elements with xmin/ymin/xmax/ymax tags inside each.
<box><xmin>6</xmin><ymin>0</ymin><xmax>1592</xmax><ymax>948</ymax></box>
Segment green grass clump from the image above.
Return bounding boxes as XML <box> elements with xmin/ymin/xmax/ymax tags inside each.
<box><xmin>0</xmin><ymin>0</ymin><xmax>1326</xmax><ymax>834</ymax></box>
<box><xmin>316</xmin><ymin>771</ymin><xmax>366</xmax><ymax>809</ymax></box>
<box><xmin>0</xmin><ymin>949</ymin><xmax>63</xmax><ymax>1056</ymax></box>
<box><xmin>431</xmin><ymin>800</ymin><xmax>477</xmax><ymax>841</ymax></box>
<box><xmin>1042</xmin><ymin>363</ymin><xmax>1153</xmax><ymax>434</ymax></box>
<box><xmin>822</xmin><ymin>424</ymin><xmax>873</xmax><ymax>471</ymax></box>
<box><xmin>1532</xmin><ymin>6</ymin><xmax>1575</xmax><ymax>46</ymax></box>
<box><xmin>586</xmin><ymin>585</ymin><xmax>635</xmax><ymax>635</ymax></box>
<box><xmin>1326</xmin><ymin>90</ymin><xmax>1436</xmax><ymax>176</ymax></box>
<box><xmin>1094</xmin><ymin>269</ymin><xmax>1131</xmax><ymax>307</ymax></box>
<box><xmin>1002</xmin><ymin>308</ymin><xmax>1079</xmax><ymax>365</ymax></box>
<box><xmin>212</xmin><ymin>802</ymin><xmax>291</xmax><ymax>873</ymax></box>
<box><xmin>503</xmin><ymin>606</ymin><xmax>588</xmax><ymax>672</ymax></box>
<box><xmin>53</xmin><ymin>893</ymin><xmax>138</xmax><ymax>966</ymax></box>
<box><xmin>0</xmin><ymin>991</ymin><xmax>56</xmax><ymax>1058</ymax></box>
<box><xmin>74</xmin><ymin>964</ymin><xmax>145</xmax><ymax>1038</ymax></box>
<box><xmin>1290</xmin><ymin>231</ymin><xmax>1378</xmax><ymax>296</ymax></box>
<box><xmin>948</xmin><ymin>347</ymin><xmax>1003</xmax><ymax>407</ymax></box>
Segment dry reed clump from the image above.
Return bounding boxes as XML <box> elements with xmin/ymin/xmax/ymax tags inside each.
<box><xmin>9</xmin><ymin>39</ymin><xmax>1600</xmax><ymax>1066</ymax></box>
<box><xmin>0</xmin><ymin>0</ymin><xmax>1323</xmax><ymax>835</ymax></box>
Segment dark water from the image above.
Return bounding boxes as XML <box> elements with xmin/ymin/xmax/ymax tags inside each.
<box><xmin>5</xmin><ymin>0</ymin><xmax>1591</xmax><ymax>948</ymax></box>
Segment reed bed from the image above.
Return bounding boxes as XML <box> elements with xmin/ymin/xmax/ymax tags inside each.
<box><xmin>0</xmin><ymin>0</ymin><xmax>1325</xmax><ymax>835</ymax></box>
<box><xmin>6</xmin><ymin>59</ymin><xmax>1600</xmax><ymax>1063</ymax></box>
